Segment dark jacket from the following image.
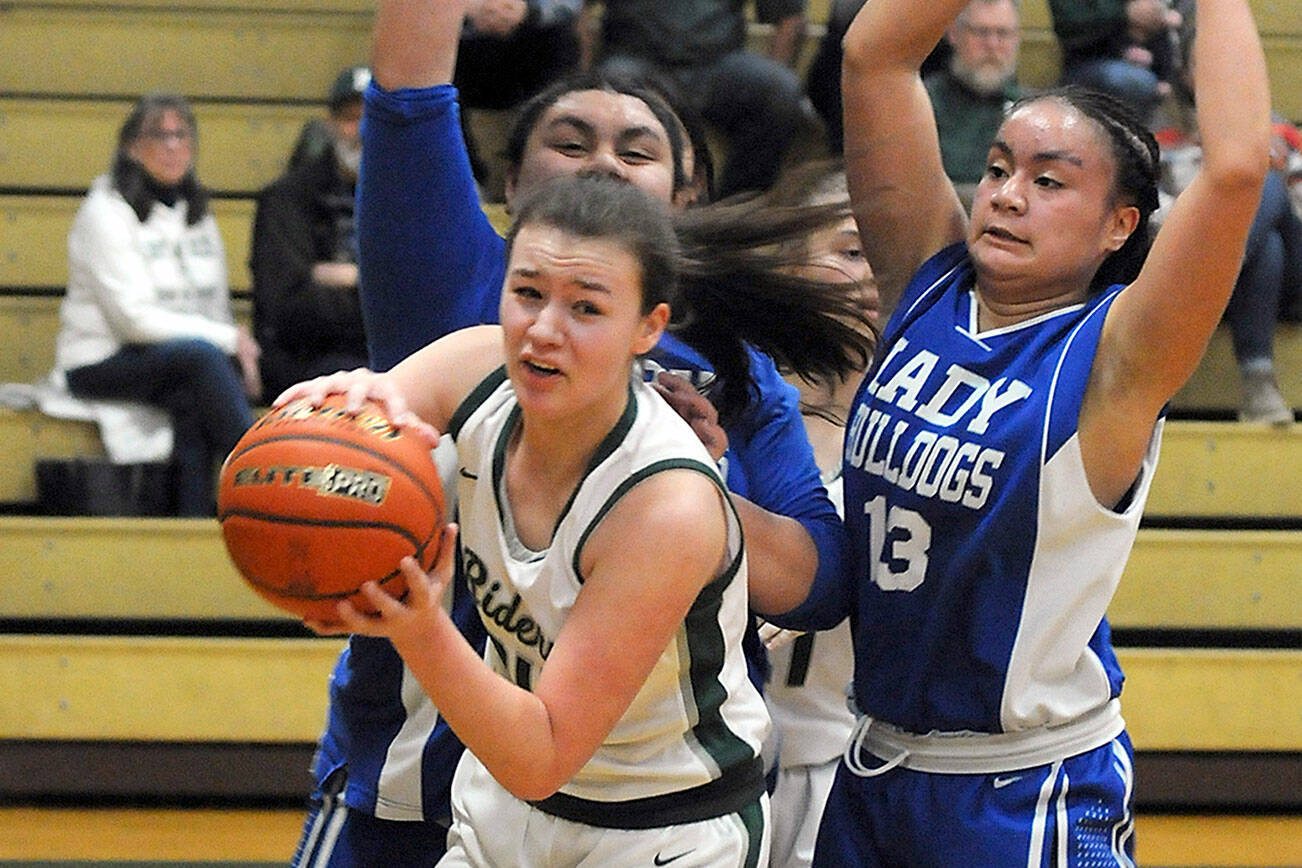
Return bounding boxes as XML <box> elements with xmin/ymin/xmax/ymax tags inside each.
<box><xmin>250</xmin><ymin>145</ymin><xmax>368</xmax><ymax>399</ymax></box>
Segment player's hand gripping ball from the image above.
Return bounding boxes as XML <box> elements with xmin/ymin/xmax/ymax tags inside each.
<box><xmin>217</xmin><ymin>395</ymin><xmax>445</xmax><ymax>622</ymax></box>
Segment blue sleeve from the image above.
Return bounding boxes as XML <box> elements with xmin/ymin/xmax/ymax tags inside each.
<box><xmin>726</xmin><ymin>348</ymin><xmax>847</xmax><ymax>627</ymax></box>
<box><xmin>357</xmin><ymin>82</ymin><xmax>505</xmax><ymax>372</ymax></box>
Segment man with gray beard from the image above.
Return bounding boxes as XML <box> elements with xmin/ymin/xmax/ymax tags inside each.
<box><xmin>924</xmin><ymin>0</ymin><xmax>1022</xmax><ymax>207</ymax></box>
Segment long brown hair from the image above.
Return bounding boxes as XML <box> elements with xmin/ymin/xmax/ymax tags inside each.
<box><xmin>671</xmin><ymin>190</ymin><xmax>875</xmax><ymax>425</ymax></box>
<box><xmin>111</xmin><ymin>93</ymin><xmax>209</xmax><ymax>226</ymax></box>
<box><xmin>506</xmin><ymin>73</ymin><xmax>875</xmax><ymax>426</ymax></box>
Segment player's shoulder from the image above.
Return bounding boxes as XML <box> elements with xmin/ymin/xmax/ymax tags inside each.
<box><xmin>583</xmin><ymin>467</ymin><xmax>729</xmax><ymax>578</ymax></box>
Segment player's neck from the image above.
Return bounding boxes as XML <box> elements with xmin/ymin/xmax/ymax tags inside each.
<box><xmin>972</xmin><ymin>278</ymin><xmax>1089</xmax><ymax>331</ymax></box>
<box><xmin>507</xmin><ymin>395</ymin><xmax>626</xmax><ymax>525</ymax></box>
<box><xmin>503</xmin><ymin>416</ymin><xmax>608</xmax><ymax>551</ymax></box>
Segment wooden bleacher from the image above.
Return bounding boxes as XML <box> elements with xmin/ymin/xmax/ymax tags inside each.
<box><xmin>0</xmin><ymin>419</ymin><xmax>1296</xmax><ymax>807</ymax></box>
<box><xmin>0</xmin><ymin>98</ymin><xmax>320</xmax><ymax>196</ymax></box>
<box><xmin>0</xmin><ymin>0</ymin><xmax>1298</xmax><ymax>827</ymax></box>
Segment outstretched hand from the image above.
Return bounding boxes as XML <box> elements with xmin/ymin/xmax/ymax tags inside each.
<box><xmin>306</xmin><ymin>522</ymin><xmax>460</xmax><ymax>642</ymax></box>
<box><xmin>652</xmin><ymin>371</ymin><xmax>729</xmax><ymax>462</ymax></box>
<box><xmin>272</xmin><ymin>368</ymin><xmax>442</xmax><ymax>450</ymax></box>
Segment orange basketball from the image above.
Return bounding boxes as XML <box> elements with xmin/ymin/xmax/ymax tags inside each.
<box><xmin>217</xmin><ymin>395</ymin><xmax>445</xmax><ymax>622</ymax></box>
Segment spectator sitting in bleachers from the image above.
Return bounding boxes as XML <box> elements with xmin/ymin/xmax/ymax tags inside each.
<box><xmin>50</xmin><ymin>93</ymin><xmax>259</xmax><ymax>516</ymax></box>
<box><xmin>1046</xmin><ymin>0</ymin><xmax>1182</xmax><ymax>126</ymax></box>
<box><xmin>251</xmin><ymin>67</ymin><xmax>371</xmax><ymax>402</ymax></box>
<box><xmin>924</xmin><ymin>0</ymin><xmax>1024</xmax><ymax>210</ymax></box>
<box><xmin>1154</xmin><ymin>37</ymin><xmax>1299</xmax><ymax>425</ymax></box>
<box><xmin>593</xmin><ymin>0</ymin><xmax>813</xmax><ymax>196</ymax></box>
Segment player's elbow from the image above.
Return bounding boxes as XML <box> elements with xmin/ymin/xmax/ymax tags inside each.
<box><xmin>496</xmin><ymin>766</ymin><xmax>571</xmax><ymax>803</ymax></box>
<box><xmin>1202</xmin><ymin>137</ymin><xmax>1271</xmax><ymax>195</ymax></box>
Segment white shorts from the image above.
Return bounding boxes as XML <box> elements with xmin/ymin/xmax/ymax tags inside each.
<box><xmin>440</xmin><ymin>753</ymin><xmax>770</xmax><ymax>868</ymax></box>
<box><xmin>767</xmin><ymin>759</ymin><xmax>840</xmax><ymax>868</ymax></box>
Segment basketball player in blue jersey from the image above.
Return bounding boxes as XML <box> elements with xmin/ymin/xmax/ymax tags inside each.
<box><xmin>772</xmin><ymin>0</ymin><xmax>1270</xmax><ymax>864</ymax></box>
<box><xmin>289</xmin><ymin>1</ymin><xmax>870</xmax><ymax>863</ymax></box>
<box><xmin>760</xmin><ymin>160</ymin><xmax>873</xmax><ymax>868</ymax></box>
<box><xmin>284</xmin><ymin>174</ymin><xmax>773</xmax><ymax>866</ymax></box>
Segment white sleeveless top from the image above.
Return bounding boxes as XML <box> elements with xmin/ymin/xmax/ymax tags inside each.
<box><xmin>448</xmin><ymin>368</ymin><xmax>770</xmax><ymax>826</ymax></box>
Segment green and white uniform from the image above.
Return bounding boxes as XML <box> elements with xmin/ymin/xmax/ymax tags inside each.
<box><xmin>442</xmin><ymin>368</ymin><xmax>771</xmax><ymax>867</ymax></box>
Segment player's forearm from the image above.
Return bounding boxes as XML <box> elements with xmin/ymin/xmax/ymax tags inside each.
<box><xmin>1191</xmin><ymin>0</ymin><xmax>1269</xmax><ymax>183</ymax></box>
<box><xmin>734</xmin><ymin>495</ymin><xmax>820</xmax><ymax>615</ymax></box>
<box><xmin>371</xmin><ymin>0</ymin><xmax>470</xmax><ymax>89</ymax></box>
<box><xmin>393</xmin><ymin>609</ymin><xmax>573</xmax><ymax>801</ymax></box>
<box><xmin>357</xmin><ymin>86</ymin><xmax>505</xmax><ymax>369</ymax></box>
<box><xmin>843</xmin><ymin>0</ymin><xmax>971</xmax><ymax>72</ymax></box>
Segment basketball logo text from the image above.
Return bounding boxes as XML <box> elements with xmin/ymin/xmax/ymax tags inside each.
<box><xmin>462</xmin><ymin>546</ymin><xmax>554</xmax><ymax>659</ymax></box>
<box><xmin>254</xmin><ymin>400</ymin><xmax>403</xmax><ymax>441</ymax></box>
<box><xmin>232</xmin><ymin>463</ymin><xmax>391</xmax><ymax>506</ymax></box>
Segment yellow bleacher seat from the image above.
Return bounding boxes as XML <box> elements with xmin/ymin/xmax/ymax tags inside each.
<box><xmin>0</xmin><ymin>630</ymin><xmax>1294</xmax><ymax>749</ymax></box>
<box><xmin>0</xmin><ymin>5</ymin><xmax>369</xmax><ymax>102</ymax></box>
<box><xmin>2</xmin><ymin>514</ymin><xmax>1297</xmax><ymax>629</ymax></box>
<box><xmin>0</xmin><ymin>98</ymin><xmax>318</xmax><ymax>195</ymax></box>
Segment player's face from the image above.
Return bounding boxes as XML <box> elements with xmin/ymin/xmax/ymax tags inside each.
<box><xmin>968</xmin><ymin>100</ymin><xmax>1138</xmax><ymax>300</ymax></box>
<box><xmin>127</xmin><ymin>109</ymin><xmax>195</xmax><ymax>188</ymax></box>
<box><xmin>793</xmin><ymin>215</ymin><xmax>879</xmax><ymax>324</ymax></box>
<box><xmin>507</xmin><ymin>90</ymin><xmax>678</xmax><ymax>209</ymax></box>
<box><xmin>500</xmin><ymin>224</ymin><xmax>668</xmax><ymax>423</ymax></box>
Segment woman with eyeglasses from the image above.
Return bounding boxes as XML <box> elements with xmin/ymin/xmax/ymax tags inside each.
<box><xmin>52</xmin><ymin>93</ymin><xmax>259</xmax><ymax>515</ymax></box>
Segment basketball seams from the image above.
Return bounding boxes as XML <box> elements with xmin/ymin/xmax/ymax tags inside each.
<box><xmin>241</xmin><ymin>559</ymin><xmax>409</xmax><ymax>602</ymax></box>
<box><xmin>221</xmin><ymin>509</ymin><xmax>431</xmax><ymax>542</ymax></box>
<box><xmin>218</xmin><ymin>397</ymin><xmax>446</xmax><ymax>620</ymax></box>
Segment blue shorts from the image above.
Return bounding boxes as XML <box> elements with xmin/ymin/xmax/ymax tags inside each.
<box><xmin>292</xmin><ymin>772</ymin><xmax>450</xmax><ymax>868</ymax></box>
<box><xmin>812</xmin><ymin>732</ymin><xmax>1136</xmax><ymax>868</ymax></box>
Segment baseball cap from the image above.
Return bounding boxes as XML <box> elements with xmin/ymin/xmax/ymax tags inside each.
<box><xmin>328</xmin><ymin>66</ymin><xmax>372</xmax><ymax>112</ymax></box>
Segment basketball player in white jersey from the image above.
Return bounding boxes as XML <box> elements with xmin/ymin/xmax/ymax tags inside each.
<box><xmin>282</xmin><ymin>174</ymin><xmax>771</xmax><ymax>867</ymax></box>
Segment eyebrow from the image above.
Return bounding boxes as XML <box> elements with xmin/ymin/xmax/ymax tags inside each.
<box><xmin>990</xmin><ymin>140</ymin><xmax>1084</xmax><ymax>168</ymax></box>
<box><xmin>546</xmin><ymin>115</ymin><xmax>595</xmax><ymax>137</ymax></box>
<box><xmin>546</xmin><ymin>114</ymin><xmax>666</xmax><ymax>145</ymax></box>
<box><xmin>508</xmin><ymin>266</ymin><xmax>612</xmax><ymax>294</ymax></box>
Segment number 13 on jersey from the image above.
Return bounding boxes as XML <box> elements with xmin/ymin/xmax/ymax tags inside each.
<box><xmin>864</xmin><ymin>495</ymin><xmax>932</xmax><ymax>592</ymax></box>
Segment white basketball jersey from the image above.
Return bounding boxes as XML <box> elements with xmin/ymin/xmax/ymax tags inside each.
<box><xmin>448</xmin><ymin>369</ymin><xmax>770</xmax><ymax>824</ymax></box>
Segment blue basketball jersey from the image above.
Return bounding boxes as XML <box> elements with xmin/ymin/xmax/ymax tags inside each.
<box><xmin>842</xmin><ymin>244</ymin><xmax>1162</xmax><ymax>737</ymax></box>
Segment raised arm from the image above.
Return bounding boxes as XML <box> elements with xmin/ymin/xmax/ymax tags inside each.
<box><xmin>840</xmin><ymin>0</ymin><xmax>968</xmax><ymax>314</ymax></box>
<box><xmin>1082</xmin><ymin>0</ymin><xmax>1269</xmax><ymax>499</ymax></box>
<box><xmin>359</xmin><ymin>0</ymin><xmax>507</xmax><ymax>371</ymax></box>
<box><xmin>371</xmin><ymin>0</ymin><xmax>468</xmax><ymax>88</ymax></box>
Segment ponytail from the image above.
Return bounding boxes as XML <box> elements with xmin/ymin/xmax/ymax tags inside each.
<box><xmin>671</xmin><ymin>193</ymin><xmax>875</xmax><ymax>425</ymax></box>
